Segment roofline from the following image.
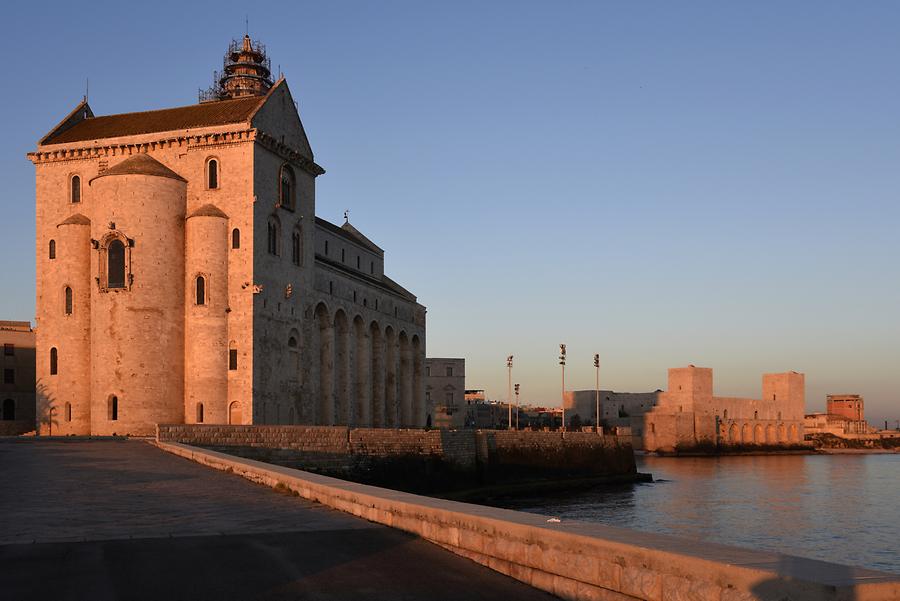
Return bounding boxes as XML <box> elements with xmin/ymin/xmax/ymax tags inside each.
<box><xmin>39</xmin><ymin>99</ymin><xmax>92</xmax><ymax>146</ymax></box>
<box><xmin>315</xmin><ymin>217</ymin><xmax>384</xmax><ymax>257</ymax></box>
<box><xmin>314</xmin><ymin>255</ymin><xmax>416</xmax><ymax>302</ymax></box>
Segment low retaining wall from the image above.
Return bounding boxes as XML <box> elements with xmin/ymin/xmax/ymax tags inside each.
<box><xmin>0</xmin><ymin>420</ymin><xmax>34</xmax><ymax>436</ymax></box>
<box><xmin>156</xmin><ymin>441</ymin><xmax>900</xmax><ymax>601</ymax></box>
<box><xmin>156</xmin><ymin>425</ymin><xmax>636</xmax><ymax>492</ymax></box>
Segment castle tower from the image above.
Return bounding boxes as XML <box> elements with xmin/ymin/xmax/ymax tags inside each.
<box><xmin>201</xmin><ymin>34</ymin><xmax>274</xmax><ymax>102</ymax></box>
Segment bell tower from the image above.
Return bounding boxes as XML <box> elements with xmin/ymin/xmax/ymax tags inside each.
<box><xmin>200</xmin><ymin>35</ymin><xmax>274</xmax><ymax>102</ymax></box>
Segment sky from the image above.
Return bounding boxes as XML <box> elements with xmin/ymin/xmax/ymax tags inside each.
<box><xmin>2</xmin><ymin>1</ymin><xmax>898</xmax><ymax>424</ymax></box>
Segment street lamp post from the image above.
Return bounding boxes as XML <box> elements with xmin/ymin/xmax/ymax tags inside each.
<box><xmin>507</xmin><ymin>355</ymin><xmax>514</xmax><ymax>430</ymax></box>
<box><xmin>514</xmin><ymin>383</ymin><xmax>520</xmax><ymax>431</ymax></box>
<box><xmin>559</xmin><ymin>343</ymin><xmax>566</xmax><ymax>432</ymax></box>
<box><xmin>594</xmin><ymin>353</ymin><xmax>600</xmax><ymax>435</ymax></box>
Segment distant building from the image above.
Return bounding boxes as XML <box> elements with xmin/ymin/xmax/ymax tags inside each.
<box><xmin>0</xmin><ymin>321</ymin><xmax>36</xmax><ymax>435</ymax></box>
<box><xmin>805</xmin><ymin>394</ymin><xmax>874</xmax><ymax>437</ymax></box>
<box><xmin>425</xmin><ymin>358</ymin><xmax>465</xmax><ymax>428</ymax></box>
<box><xmin>567</xmin><ymin>365</ymin><xmax>805</xmax><ymax>451</ymax></box>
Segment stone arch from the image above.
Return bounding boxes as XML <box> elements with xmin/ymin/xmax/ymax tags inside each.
<box><xmin>315</xmin><ymin>302</ymin><xmax>334</xmax><ymax>425</ymax></box>
<box><xmin>353</xmin><ymin>315</ymin><xmax>369</xmax><ymax>426</ymax></box>
<box><xmin>789</xmin><ymin>424</ymin><xmax>799</xmax><ymax>442</ymax></box>
<box><xmin>765</xmin><ymin>424</ymin><xmax>776</xmax><ymax>444</ymax></box>
<box><xmin>398</xmin><ymin>331</ymin><xmax>411</xmax><ymax>426</ymax></box>
<box><xmin>778</xmin><ymin>423</ymin><xmax>787</xmax><ymax>443</ymax></box>
<box><xmin>229</xmin><ymin>401</ymin><xmax>242</xmax><ymax>425</ymax></box>
<box><xmin>369</xmin><ymin>321</ymin><xmax>384</xmax><ymax>427</ymax></box>
<box><xmin>754</xmin><ymin>424</ymin><xmax>764</xmax><ymax>444</ymax></box>
<box><xmin>412</xmin><ymin>335</ymin><xmax>423</xmax><ymax>427</ymax></box>
<box><xmin>384</xmin><ymin>326</ymin><xmax>397</xmax><ymax>427</ymax></box>
<box><xmin>741</xmin><ymin>423</ymin><xmax>751</xmax><ymax>443</ymax></box>
<box><xmin>728</xmin><ymin>423</ymin><xmax>739</xmax><ymax>444</ymax></box>
<box><xmin>333</xmin><ymin>310</ymin><xmax>350</xmax><ymax>425</ymax></box>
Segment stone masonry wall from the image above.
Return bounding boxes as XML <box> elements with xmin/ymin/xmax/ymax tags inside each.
<box><xmin>157</xmin><ymin>424</ymin><xmax>635</xmax><ymax>492</ymax></box>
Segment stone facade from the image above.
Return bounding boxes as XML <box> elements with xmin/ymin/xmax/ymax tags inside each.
<box><xmin>0</xmin><ymin>321</ymin><xmax>36</xmax><ymax>434</ymax></box>
<box><xmin>425</xmin><ymin>358</ymin><xmax>465</xmax><ymax>429</ymax></box>
<box><xmin>565</xmin><ymin>365</ymin><xmax>806</xmax><ymax>451</ymax></box>
<box><xmin>805</xmin><ymin>394</ymin><xmax>873</xmax><ymax>437</ymax></box>
<box><xmin>28</xmin><ymin>36</ymin><xmax>425</xmax><ymax>436</ymax></box>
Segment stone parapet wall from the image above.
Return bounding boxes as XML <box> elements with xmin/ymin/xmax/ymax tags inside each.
<box><xmin>157</xmin><ymin>441</ymin><xmax>900</xmax><ymax>601</ymax></box>
<box><xmin>0</xmin><ymin>420</ymin><xmax>34</xmax><ymax>436</ymax></box>
<box><xmin>157</xmin><ymin>425</ymin><xmax>636</xmax><ymax>492</ymax></box>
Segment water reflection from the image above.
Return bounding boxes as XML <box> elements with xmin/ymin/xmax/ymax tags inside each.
<box><xmin>493</xmin><ymin>454</ymin><xmax>900</xmax><ymax>574</ymax></box>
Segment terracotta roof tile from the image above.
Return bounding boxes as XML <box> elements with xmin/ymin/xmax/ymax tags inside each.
<box><xmin>90</xmin><ymin>154</ymin><xmax>186</xmax><ymax>183</ymax></box>
<box><xmin>42</xmin><ymin>96</ymin><xmax>264</xmax><ymax>145</ymax></box>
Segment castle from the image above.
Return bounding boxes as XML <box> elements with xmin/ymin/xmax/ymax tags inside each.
<box><xmin>28</xmin><ymin>36</ymin><xmax>426</xmax><ymax>435</ymax></box>
<box><xmin>564</xmin><ymin>365</ymin><xmax>806</xmax><ymax>451</ymax></box>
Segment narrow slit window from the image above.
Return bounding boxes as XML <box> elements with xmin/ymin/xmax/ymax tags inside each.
<box><xmin>292</xmin><ymin>230</ymin><xmax>301</xmax><ymax>265</ymax></box>
<box><xmin>232</xmin><ymin>228</ymin><xmax>240</xmax><ymax>249</ymax></box>
<box><xmin>207</xmin><ymin>159</ymin><xmax>219</xmax><ymax>189</ymax></box>
<box><xmin>109</xmin><ymin>396</ymin><xmax>118</xmax><ymax>421</ymax></box>
<box><xmin>107</xmin><ymin>240</ymin><xmax>126</xmax><ymax>288</ymax></box>
<box><xmin>229</xmin><ymin>349</ymin><xmax>238</xmax><ymax>370</ymax></box>
<box><xmin>197</xmin><ymin>402</ymin><xmax>204</xmax><ymax>423</ymax></box>
<box><xmin>64</xmin><ymin>287</ymin><xmax>73</xmax><ymax>315</ymax></box>
<box><xmin>196</xmin><ymin>276</ymin><xmax>206</xmax><ymax>305</ymax></box>
<box><xmin>65</xmin><ymin>402</ymin><xmax>71</xmax><ymax>422</ymax></box>
<box><xmin>71</xmin><ymin>175</ymin><xmax>81</xmax><ymax>203</ymax></box>
<box><xmin>49</xmin><ymin>240</ymin><xmax>56</xmax><ymax>260</ymax></box>
<box><xmin>50</xmin><ymin>347</ymin><xmax>58</xmax><ymax>375</ymax></box>
<box><xmin>280</xmin><ymin>165</ymin><xmax>295</xmax><ymax>209</ymax></box>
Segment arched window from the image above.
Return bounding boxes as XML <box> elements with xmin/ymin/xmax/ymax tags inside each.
<box><xmin>291</xmin><ymin>229</ymin><xmax>301</xmax><ymax>265</ymax></box>
<box><xmin>288</xmin><ymin>335</ymin><xmax>298</xmax><ymax>348</ymax></box>
<box><xmin>50</xmin><ymin>347</ymin><xmax>58</xmax><ymax>375</ymax></box>
<box><xmin>49</xmin><ymin>240</ymin><xmax>56</xmax><ymax>260</ymax></box>
<box><xmin>207</xmin><ymin>158</ymin><xmax>219</xmax><ymax>189</ymax></box>
<box><xmin>229</xmin><ymin>347</ymin><xmax>238</xmax><ymax>370</ymax></box>
<box><xmin>108</xmin><ymin>395</ymin><xmax>118</xmax><ymax>421</ymax></box>
<box><xmin>65</xmin><ymin>402</ymin><xmax>72</xmax><ymax>422</ymax></box>
<box><xmin>71</xmin><ymin>175</ymin><xmax>81</xmax><ymax>203</ymax></box>
<box><xmin>232</xmin><ymin>228</ymin><xmax>240</xmax><ymax>249</ymax></box>
<box><xmin>196</xmin><ymin>402</ymin><xmax>204</xmax><ymax>423</ymax></box>
<box><xmin>2</xmin><ymin>399</ymin><xmax>14</xmax><ymax>421</ymax></box>
<box><xmin>267</xmin><ymin>219</ymin><xmax>280</xmax><ymax>255</ymax></box>
<box><xmin>754</xmin><ymin>410</ymin><xmax>759</xmax><ymax>420</ymax></box>
<box><xmin>108</xmin><ymin>240</ymin><xmax>126</xmax><ymax>288</ymax></box>
<box><xmin>196</xmin><ymin>276</ymin><xmax>206</xmax><ymax>305</ymax></box>
<box><xmin>64</xmin><ymin>287</ymin><xmax>73</xmax><ymax>315</ymax></box>
<box><xmin>279</xmin><ymin>165</ymin><xmax>295</xmax><ymax>210</ymax></box>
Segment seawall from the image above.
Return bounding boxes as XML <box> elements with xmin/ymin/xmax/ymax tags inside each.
<box><xmin>156</xmin><ymin>425</ymin><xmax>637</xmax><ymax>493</ymax></box>
<box><xmin>155</xmin><ymin>440</ymin><xmax>900</xmax><ymax>601</ymax></box>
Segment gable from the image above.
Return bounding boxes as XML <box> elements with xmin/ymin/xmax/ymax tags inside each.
<box><xmin>250</xmin><ymin>79</ymin><xmax>314</xmax><ymax>160</ymax></box>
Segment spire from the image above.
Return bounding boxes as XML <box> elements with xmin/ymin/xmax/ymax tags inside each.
<box><xmin>200</xmin><ymin>35</ymin><xmax>274</xmax><ymax>103</ymax></box>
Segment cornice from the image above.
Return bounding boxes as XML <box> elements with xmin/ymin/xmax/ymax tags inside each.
<box><xmin>27</xmin><ymin>129</ymin><xmax>257</xmax><ymax>166</ymax></box>
<box><xmin>27</xmin><ymin>127</ymin><xmax>326</xmax><ymax>177</ymax></box>
<box><xmin>255</xmin><ymin>130</ymin><xmax>325</xmax><ymax>177</ymax></box>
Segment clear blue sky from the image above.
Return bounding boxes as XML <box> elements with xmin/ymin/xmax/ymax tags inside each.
<box><xmin>2</xmin><ymin>1</ymin><xmax>898</xmax><ymax>424</ymax></box>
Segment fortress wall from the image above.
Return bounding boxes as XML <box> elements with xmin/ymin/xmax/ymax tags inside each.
<box><xmin>157</xmin><ymin>441</ymin><xmax>900</xmax><ymax>601</ymax></box>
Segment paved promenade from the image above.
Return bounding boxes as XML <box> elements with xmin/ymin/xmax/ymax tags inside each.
<box><xmin>0</xmin><ymin>439</ymin><xmax>555</xmax><ymax>600</ymax></box>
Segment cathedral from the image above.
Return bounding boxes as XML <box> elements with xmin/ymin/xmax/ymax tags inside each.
<box><xmin>29</xmin><ymin>36</ymin><xmax>427</xmax><ymax>435</ymax></box>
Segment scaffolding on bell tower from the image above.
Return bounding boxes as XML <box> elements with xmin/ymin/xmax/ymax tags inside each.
<box><xmin>199</xmin><ymin>35</ymin><xmax>274</xmax><ymax>102</ymax></box>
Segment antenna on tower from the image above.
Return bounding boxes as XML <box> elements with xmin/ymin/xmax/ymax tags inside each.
<box><xmin>245</xmin><ymin>15</ymin><xmax>249</xmax><ymax>36</ymax></box>
<box><xmin>84</xmin><ymin>78</ymin><xmax>89</xmax><ymax>103</ymax></box>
